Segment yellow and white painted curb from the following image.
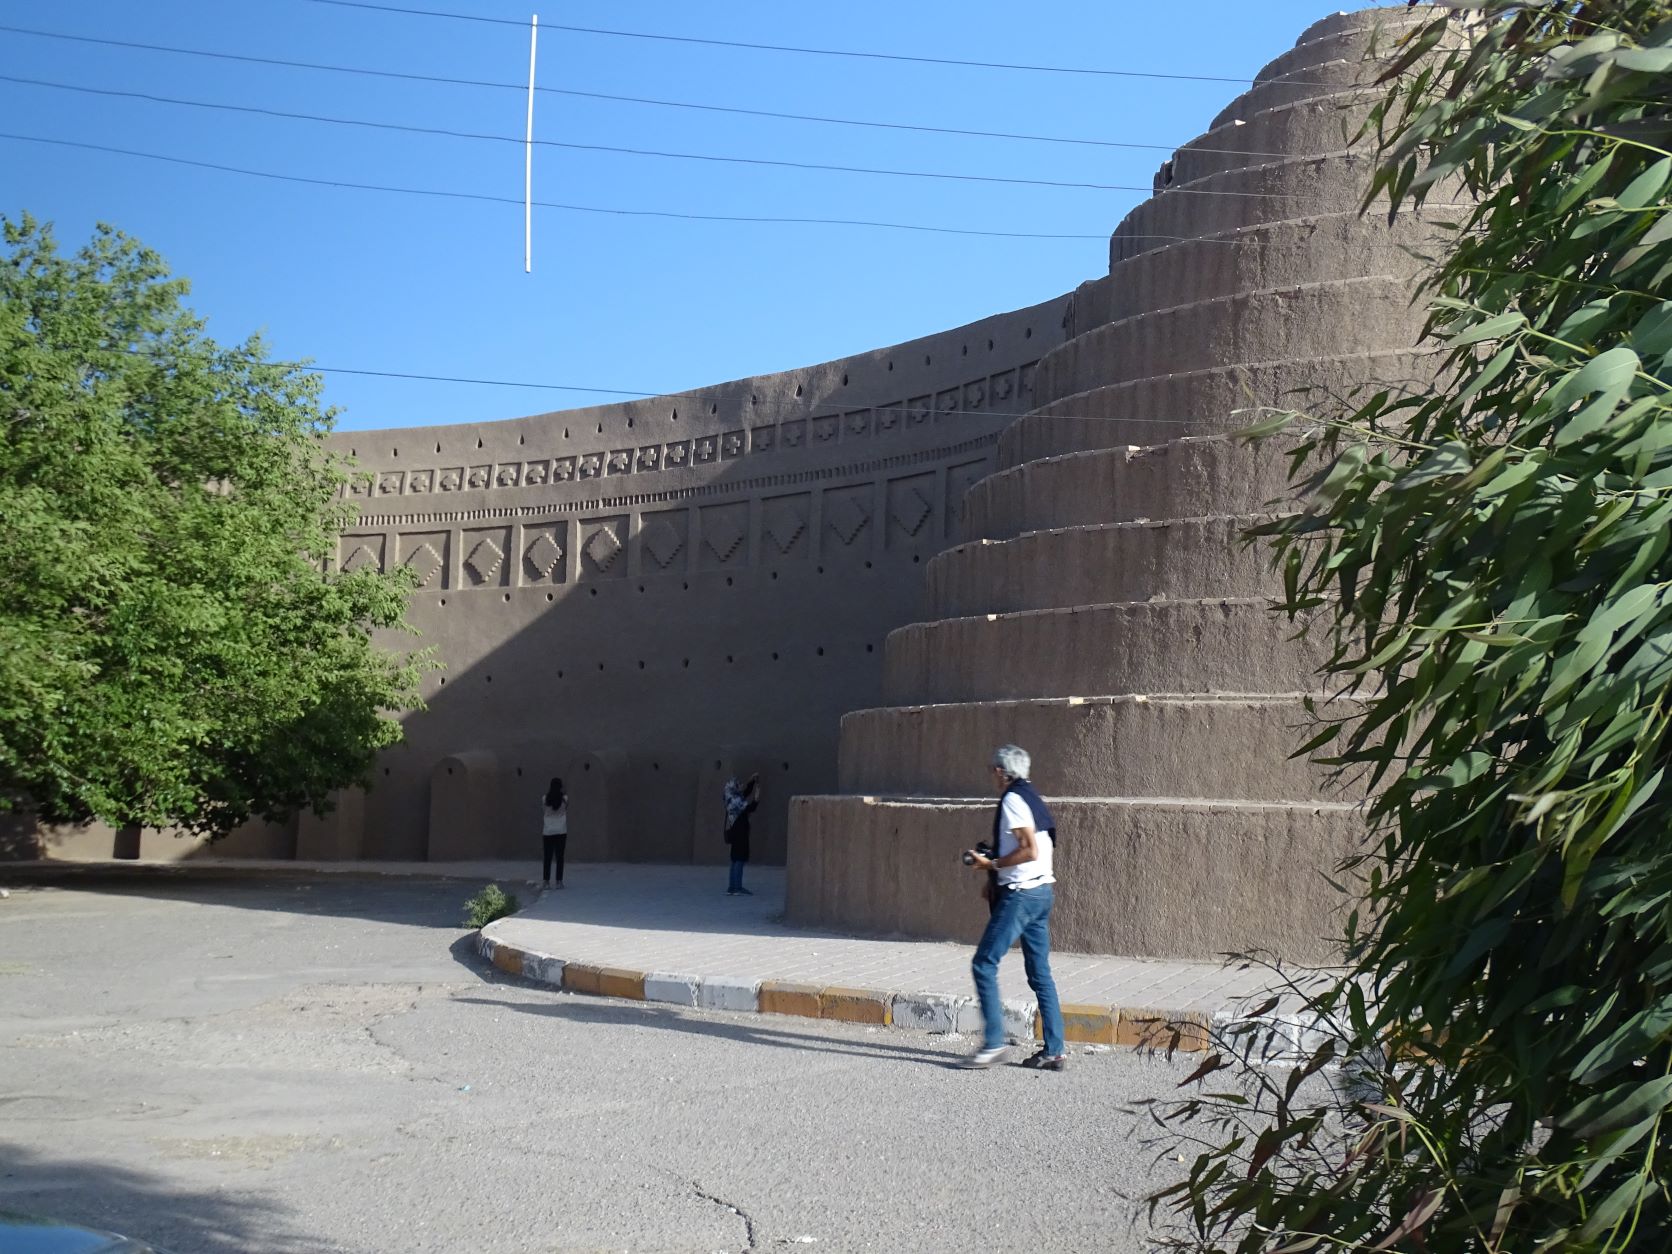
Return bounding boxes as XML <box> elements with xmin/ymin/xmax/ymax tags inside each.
<box><xmin>476</xmin><ymin>930</ymin><xmax>1220</xmax><ymax>1055</ymax></box>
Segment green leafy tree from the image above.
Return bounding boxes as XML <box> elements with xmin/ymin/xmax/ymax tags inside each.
<box><xmin>0</xmin><ymin>213</ymin><xmax>427</xmax><ymax>839</ymax></box>
<box><xmin>1151</xmin><ymin>3</ymin><xmax>1672</xmax><ymax>1250</ymax></box>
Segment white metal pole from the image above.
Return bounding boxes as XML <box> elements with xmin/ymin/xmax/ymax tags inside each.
<box><xmin>525</xmin><ymin>13</ymin><xmax>539</xmax><ymax>273</ymax></box>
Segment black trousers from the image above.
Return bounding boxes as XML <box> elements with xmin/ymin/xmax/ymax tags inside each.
<box><xmin>542</xmin><ymin>833</ymin><xmax>567</xmax><ymax>883</ymax></box>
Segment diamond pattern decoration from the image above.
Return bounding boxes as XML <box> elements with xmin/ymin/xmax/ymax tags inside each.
<box><xmin>585</xmin><ymin>523</ymin><xmax>623</xmax><ymax>571</ymax></box>
<box><xmin>402</xmin><ymin>542</ymin><xmax>443</xmax><ymax>588</ymax></box>
<box><xmin>703</xmin><ymin>511</ymin><xmax>746</xmax><ymax>564</ymax></box>
<box><xmin>763</xmin><ymin>501</ymin><xmax>807</xmax><ymax>555</ymax></box>
<box><xmin>341</xmin><ymin>543</ymin><xmax>378</xmax><ymax>572</ymax></box>
<box><xmin>464</xmin><ymin>537</ymin><xmax>505</xmax><ymax>585</ymax></box>
<box><xmin>525</xmin><ymin>532</ymin><xmax>563</xmax><ymax>580</ymax></box>
<box><xmin>891</xmin><ymin>487</ymin><xmax>933</xmax><ymax>538</ymax></box>
<box><xmin>826</xmin><ymin>496</ymin><xmax>870</xmax><ymax>547</ymax></box>
<box><xmin>639</xmin><ymin>518</ymin><xmax>684</xmax><ymax>569</ymax></box>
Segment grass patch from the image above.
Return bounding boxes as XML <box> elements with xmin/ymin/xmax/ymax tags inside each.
<box><xmin>462</xmin><ymin>883</ymin><xmax>519</xmax><ymax>929</ymax></box>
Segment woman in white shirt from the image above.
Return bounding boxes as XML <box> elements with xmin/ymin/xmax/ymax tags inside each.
<box><xmin>541</xmin><ymin>777</ymin><xmax>568</xmax><ymax>889</ymax></box>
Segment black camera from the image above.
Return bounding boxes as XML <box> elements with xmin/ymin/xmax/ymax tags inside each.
<box><xmin>961</xmin><ymin>841</ymin><xmax>995</xmax><ymax>867</ymax></box>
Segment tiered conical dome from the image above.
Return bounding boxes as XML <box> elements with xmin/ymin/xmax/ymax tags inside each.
<box><xmin>785</xmin><ymin>8</ymin><xmax>1453</xmax><ymax>964</ymax></box>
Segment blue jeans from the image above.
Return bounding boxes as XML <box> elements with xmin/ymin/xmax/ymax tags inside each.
<box><xmin>971</xmin><ymin>883</ymin><xmax>1065</xmax><ymax>1054</ymax></box>
<box><xmin>728</xmin><ymin>859</ymin><xmax>745</xmax><ymax>892</ymax></box>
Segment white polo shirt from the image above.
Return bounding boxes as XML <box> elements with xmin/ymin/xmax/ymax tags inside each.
<box><xmin>996</xmin><ymin>791</ymin><xmax>1054</xmax><ymax>890</ymax></box>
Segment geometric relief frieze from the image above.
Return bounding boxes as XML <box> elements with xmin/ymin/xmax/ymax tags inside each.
<box><xmin>523</xmin><ymin>460</ymin><xmax>551</xmax><ymax>486</ymax></box>
<box><xmin>339</xmin><ymin>534</ymin><xmax>385</xmax><ymax>574</ymax></box>
<box><xmin>664</xmin><ymin>440</ymin><xmax>692</xmax><ymax>470</ymax></box>
<box><xmin>606</xmin><ymin>448</ymin><xmax>634</xmax><ymax>476</ymax></box>
<box><xmin>845</xmin><ymin>410</ymin><xmax>871</xmax><ymax>439</ymax></box>
<box><xmin>461</xmin><ymin>526</ymin><xmax>511</xmax><ymax>588</ymax></box>
<box><xmin>399</xmin><ymin>531</ymin><xmax>449</xmax><ymax>589</ymax></box>
<box><xmin>552</xmin><ymin>456</ymin><xmax>577</xmax><ymax>484</ymax></box>
<box><xmin>945</xmin><ymin>459</ymin><xmax>991</xmax><ymax>541</ymax></box>
<box><xmin>698</xmin><ymin>501</ymin><xmax>749</xmax><ymax>570</ymax></box>
<box><xmin>886</xmin><ymin>473</ymin><xmax>936</xmax><ymax>548</ymax></box>
<box><xmin>693</xmin><ymin>435</ymin><xmax>719</xmax><ymax>465</ymax></box>
<box><xmin>1018</xmin><ymin>362</ymin><xmax>1037</xmax><ymax>401</ymax></box>
<box><xmin>578</xmin><ymin>452</ymin><xmax>605</xmax><ymax>480</ymax></box>
<box><xmin>494</xmin><ymin>462</ymin><xmax>522</xmax><ymax>488</ymax></box>
<box><xmin>407</xmin><ymin>469</ymin><xmax>435</xmax><ymax>494</ymax></box>
<box><xmin>720</xmin><ymin>429</ymin><xmax>746</xmax><ymax>459</ymax></box>
<box><xmin>377</xmin><ymin>470</ymin><xmax>405</xmax><ymax>496</ymax></box>
<box><xmin>989</xmin><ymin>370</ymin><xmax>1016</xmax><ymax>406</ymax></box>
<box><xmin>761</xmin><ymin>493</ymin><xmax>811</xmax><ymax>564</ymax></box>
<box><xmin>639</xmin><ymin>509</ymin><xmax>688</xmax><ymax>572</ymax></box>
<box><xmin>438</xmin><ymin>467</ymin><xmax>465</xmax><ymax>492</ymax></box>
<box><xmin>963</xmin><ymin>379</ymin><xmax>986</xmax><ymax>411</ymax></box>
<box><xmin>822</xmin><ymin>484</ymin><xmax>873</xmax><ymax>553</ymax></box>
<box><xmin>579</xmin><ymin>516</ymin><xmax>628</xmax><ymax>579</ymax></box>
<box><xmin>636</xmin><ymin>444</ymin><xmax>661</xmax><ymax>473</ymax></box>
<box><xmin>780</xmin><ymin>419</ymin><xmax>806</xmax><ymax>450</ymax></box>
<box><xmin>466</xmin><ymin>464</ymin><xmax>492</xmax><ymax>491</ymax></box>
<box><xmin>934</xmin><ymin>390</ymin><xmax>959</xmax><ymax>422</ymax></box>
<box><xmin>811</xmin><ymin>414</ymin><xmax>839</xmax><ymax>445</ymax></box>
<box><xmin>750</xmin><ymin>425</ymin><xmax>776</xmax><ymax>454</ymax></box>
<box><xmin>522</xmin><ymin>522</ymin><xmax>567</xmax><ymax>585</ymax></box>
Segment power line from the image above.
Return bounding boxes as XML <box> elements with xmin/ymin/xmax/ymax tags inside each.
<box><xmin>0</xmin><ymin>132</ymin><xmax>1116</xmax><ymax>240</ymax></box>
<box><xmin>0</xmin><ymin>27</ymin><xmax>1300</xmax><ymax>160</ymax></box>
<box><xmin>294</xmin><ymin>0</ymin><xmax>1267</xmax><ymax>85</ymax></box>
<box><xmin>0</xmin><ymin>76</ymin><xmax>1191</xmax><ymax>196</ymax></box>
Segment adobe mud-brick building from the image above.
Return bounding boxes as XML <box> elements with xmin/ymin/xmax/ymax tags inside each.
<box><xmin>22</xmin><ymin>8</ymin><xmax>1455</xmax><ymax>964</ymax></box>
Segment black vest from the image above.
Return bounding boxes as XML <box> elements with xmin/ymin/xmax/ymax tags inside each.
<box><xmin>993</xmin><ymin>778</ymin><xmax>1056</xmax><ymax>847</ymax></box>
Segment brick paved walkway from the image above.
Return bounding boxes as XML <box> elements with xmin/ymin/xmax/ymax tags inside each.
<box><xmin>487</xmin><ymin>863</ymin><xmax>1294</xmax><ymax>1017</ymax></box>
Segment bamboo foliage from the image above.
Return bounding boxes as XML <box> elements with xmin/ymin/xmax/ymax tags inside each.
<box><xmin>1151</xmin><ymin>3</ymin><xmax>1672</xmax><ymax>1250</ymax></box>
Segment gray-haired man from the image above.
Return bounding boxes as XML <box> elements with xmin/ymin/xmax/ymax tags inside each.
<box><xmin>961</xmin><ymin>744</ymin><xmax>1067</xmax><ymax>1070</ymax></box>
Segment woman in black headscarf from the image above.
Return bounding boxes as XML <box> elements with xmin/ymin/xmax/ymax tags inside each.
<box><xmin>541</xmin><ymin>777</ymin><xmax>568</xmax><ymax>888</ymax></box>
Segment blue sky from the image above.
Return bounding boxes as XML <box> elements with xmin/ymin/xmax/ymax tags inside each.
<box><xmin>2</xmin><ymin>0</ymin><xmax>1404</xmax><ymax>433</ymax></box>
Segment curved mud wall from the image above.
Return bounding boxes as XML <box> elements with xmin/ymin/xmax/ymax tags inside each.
<box><xmin>316</xmin><ymin>299</ymin><xmax>1069</xmax><ymax>866</ymax></box>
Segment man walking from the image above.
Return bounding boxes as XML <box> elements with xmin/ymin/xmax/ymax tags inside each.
<box><xmin>962</xmin><ymin>744</ymin><xmax>1067</xmax><ymax>1070</ymax></box>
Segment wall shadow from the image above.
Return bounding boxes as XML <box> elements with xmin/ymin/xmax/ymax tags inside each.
<box><xmin>0</xmin><ymin>1142</ymin><xmax>320</xmax><ymax>1252</ymax></box>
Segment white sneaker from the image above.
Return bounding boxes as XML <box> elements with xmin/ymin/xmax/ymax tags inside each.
<box><xmin>962</xmin><ymin>1045</ymin><xmax>1009</xmax><ymax>1069</ymax></box>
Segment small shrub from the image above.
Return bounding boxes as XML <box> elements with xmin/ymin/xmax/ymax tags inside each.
<box><xmin>462</xmin><ymin>884</ymin><xmax>518</xmax><ymax>929</ymax></box>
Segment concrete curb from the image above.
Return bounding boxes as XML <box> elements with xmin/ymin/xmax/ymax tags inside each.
<box><xmin>473</xmin><ymin>927</ymin><xmax>1286</xmax><ymax>1056</ymax></box>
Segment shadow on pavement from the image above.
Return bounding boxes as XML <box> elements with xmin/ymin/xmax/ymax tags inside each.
<box><xmin>454</xmin><ymin>993</ymin><xmax>969</xmax><ymax>1068</ymax></box>
<box><xmin>2</xmin><ymin>876</ymin><xmax>502</xmax><ymax>930</ymax></box>
<box><xmin>0</xmin><ymin>1143</ymin><xmax>320</xmax><ymax>1253</ymax></box>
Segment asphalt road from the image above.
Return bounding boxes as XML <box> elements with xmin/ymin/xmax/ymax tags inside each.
<box><xmin>0</xmin><ymin>876</ymin><xmax>1204</xmax><ymax>1253</ymax></box>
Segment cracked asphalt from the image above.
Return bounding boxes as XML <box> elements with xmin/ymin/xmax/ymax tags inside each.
<box><xmin>0</xmin><ymin>877</ymin><xmax>1199</xmax><ymax>1252</ymax></box>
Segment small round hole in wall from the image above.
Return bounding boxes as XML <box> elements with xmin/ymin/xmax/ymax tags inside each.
<box><xmin>864</xmin><ymin>560</ymin><xmax>873</xmax><ymax>569</ymax></box>
<box><xmin>987</xmin><ymin>338</ymin><xmax>994</xmax><ymax>350</ymax></box>
<box><xmin>502</xmin><ymin>592</ymin><xmax>511</xmax><ymax>602</ymax></box>
<box><xmin>771</xmin><ymin>652</ymin><xmax>779</xmax><ymax>661</ymax></box>
<box><xmin>781</xmin><ymin>762</ymin><xmax>790</xmax><ymax>771</ymax></box>
<box><xmin>866</xmin><ymin>643</ymin><xmax>875</xmax><ymax>653</ymax></box>
<box><xmin>725</xmin><ymin>576</ymin><xmax>733</xmax><ymax>587</ymax></box>
<box><xmin>596</xmin><ymin>423</ymin><xmax>603</xmax><ymax>433</ymax></box>
<box><xmin>627</xmin><ymin>416</ymin><xmax>634</xmax><ymax>429</ymax></box>
<box><xmin>710</xmin><ymin>403</ymin><xmax>717</xmax><ymax>415</ymax></box>
<box><xmin>887</xmin><ymin>360</ymin><xmax>893</xmax><ymax>372</ymax></box>
<box><xmin>770</xmin><ymin>571</ymin><xmax>778</xmax><ymax>581</ymax></box>
<box><xmin>584</xmin><ymin>762</ymin><xmax>591</xmax><ymax>772</ymax></box>
<box><xmin>816</xmin><ymin>565</ymin><xmax>824</xmax><ymax>575</ymax></box>
<box><xmin>726</xmin><ymin>654</ymin><xmax>734</xmax><ymax>664</ymax></box>
<box><xmin>598</xmin><ymin>662</ymin><xmax>605</xmax><ymax>671</ymax></box>
<box><xmin>485</xmin><ymin>674</ymin><xmax>492</xmax><ymax>682</ymax></box>
<box><xmin>476</xmin><ymin>438</ymin><xmax>483</xmax><ymax>448</ymax></box>
<box><xmin>447</xmin><ymin>766</ymin><xmax>453</xmax><ymax>775</ymax></box>
<box><xmin>912</xmin><ymin>555</ymin><xmax>921</xmax><ymax>564</ymax></box>
<box><xmin>383</xmin><ymin>767</ymin><xmax>390</xmax><ymax>776</ymax></box>
<box><xmin>589</xmin><ymin>587</ymin><xmax>598</xmax><ymax>597</ymax></box>
<box><xmin>638</xmin><ymin>660</ymin><xmax>645</xmax><ymax>669</ymax></box>
<box><xmin>546</xmin><ymin>592</ymin><xmax>554</xmax><ymax>602</ymax></box>
<box><xmin>439</xmin><ymin>676</ymin><xmax>446</xmax><ymax>685</ymax></box>
<box><xmin>816</xmin><ymin>646</ymin><xmax>824</xmax><ymax>656</ymax></box>
<box><xmin>439</xmin><ymin>598</ymin><xmax>447</xmax><ymax>606</ymax></box>
<box><xmin>682</xmin><ymin>581</ymin><xmax>689</xmax><ymax>591</ymax></box>
<box><xmin>435</xmin><ymin>442</ymin><xmax>441</xmax><ymax>453</ymax></box>
<box><xmin>563</xmin><ymin>427</ymin><xmax>570</xmax><ymax>439</ymax></box>
<box><xmin>519</xmin><ymin>434</ymin><xmax>525</xmax><ymax>445</ymax></box>
<box><xmin>652</xmin><ymin>762</ymin><xmax>659</xmax><ymax>771</ymax></box>
<box><xmin>392</xmin><ymin>448</ymin><xmax>399</xmax><ymax>459</ymax></box>
<box><xmin>1025</xmin><ymin>327</ymin><xmax>1033</xmax><ymax>339</ymax></box>
<box><xmin>714</xmin><ymin>759</ymin><xmax>722</xmax><ymax>770</ymax></box>
<box><xmin>682</xmin><ymin>658</ymin><xmax>690</xmax><ymax>668</ymax></box>
<box><xmin>961</xmin><ymin>344</ymin><xmax>968</xmax><ymax>356</ymax></box>
<box><xmin>841</xmin><ymin>373</ymin><xmax>849</xmax><ymax>386</ymax></box>
<box><xmin>350</xmin><ymin>448</ymin><xmax>356</xmax><ymax>457</ymax></box>
<box><xmin>925</xmin><ymin>354</ymin><xmax>932</xmax><ymax>365</ymax></box>
<box><xmin>557</xmin><ymin>669</ymin><xmax>564</xmax><ymax>679</ymax></box>
<box><xmin>516</xmin><ymin>767</ymin><xmax>523</xmax><ymax>776</ymax></box>
<box><xmin>638</xmin><ymin>584</ymin><xmax>645</xmax><ymax>593</ymax></box>
<box><xmin>795</xmin><ymin>384</ymin><xmax>803</xmax><ymax>397</ymax></box>
<box><xmin>751</xmin><ymin>394</ymin><xmax>758</xmax><ymax>405</ymax></box>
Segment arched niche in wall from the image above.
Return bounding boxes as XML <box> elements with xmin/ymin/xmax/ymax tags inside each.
<box><xmin>427</xmin><ymin>750</ymin><xmax>501</xmax><ymax>861</ymax></box>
